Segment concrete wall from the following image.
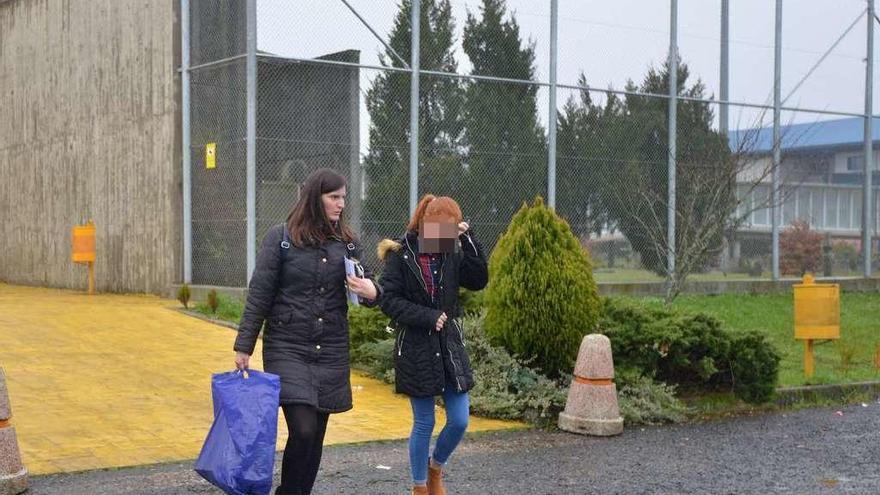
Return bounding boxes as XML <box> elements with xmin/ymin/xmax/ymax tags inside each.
<box><xmin>0</xmin><ymin>0</ymin><xmax>181</xmax><ymax>293</ymax></box>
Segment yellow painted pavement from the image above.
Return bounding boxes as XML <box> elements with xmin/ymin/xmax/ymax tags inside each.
<box><xmin>0</xmin><ymin>283</ymin><xmax>522</xmax><ymax>475</ymax></box>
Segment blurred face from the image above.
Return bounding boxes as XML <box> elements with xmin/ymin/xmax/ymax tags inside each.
<box><xmin>322</xmin><ymin>187</ymin><xmax>346</xmax><ymax>222</ymax></box>
<box><xmin>419</xmin><ymin>217</ymin><xmax>458</xmax><ymax>253</ymax></box>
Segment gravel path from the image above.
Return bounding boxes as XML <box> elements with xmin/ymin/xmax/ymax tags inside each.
<box><xmin>27</xmin><ymin>401</ymin><xmax>880</xmax><ymax>494</ymax></box>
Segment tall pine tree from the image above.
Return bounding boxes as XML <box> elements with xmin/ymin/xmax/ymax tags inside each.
<box><xmin>461</xmin><ymin>0</ymin><xmax>547</xmax><ymax>249</ymax></box>
<box><xmin>598</xmin><ymin>60</ymin><xmax>731</xmax><ymax>278</ymax></box>
<box><xmin>363</xmin><ymin>0</ymin><xmax>463</xmax><ymax>235</ymax></box>
<box><xmin>555</xmin><ymin>73</ymin><xmax>621</xmax><ymax>238</ymax></box>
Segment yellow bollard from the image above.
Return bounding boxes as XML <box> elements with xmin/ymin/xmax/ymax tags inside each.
<box><xmin>793</xmin><ymin>274</ymin><xmax>840</xmax><ymax>378</ymax></box>
<box><xmin>72</xmin><ymin>221</ymin><xmax>96</xmax><ymax>294</ymax></box>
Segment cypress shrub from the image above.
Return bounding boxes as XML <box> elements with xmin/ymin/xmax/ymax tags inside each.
<box><xmin>484</xmin><ymin>197</ymin><xmax>600</xmax><ymax>377</ymax></box>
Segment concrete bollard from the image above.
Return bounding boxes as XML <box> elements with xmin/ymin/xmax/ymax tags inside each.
<box><xmin>558</xmin><ymin>334</ymin><xmax>624</xmax><ymax>436</ymax></box>
<box><xmin>0</xmin><ymin>368</ymin><xmax>27</xmax><ymax>495</ymax></box>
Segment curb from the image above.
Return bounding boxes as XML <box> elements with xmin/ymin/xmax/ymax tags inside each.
<box><xmin>774</xmin><ymin>380</ymin><xmax>880</xmax><ymax>406</ymax></box>
<box><xmin>174</xmin><ymin>308</ymin><xmax>239</xmax><ymax>331</ymax></box>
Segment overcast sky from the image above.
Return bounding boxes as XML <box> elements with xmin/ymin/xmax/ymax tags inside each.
<box><xmin>256</xmin><ymin>0</ymin><xmax>876</xmax><ymax>142</ymax></box>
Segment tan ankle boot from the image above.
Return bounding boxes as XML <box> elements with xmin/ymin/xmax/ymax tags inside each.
<box><xmin>428</xmin><ymin>463</ymin><xmax>447</xmax><ymax>495</ymax></box>
<box><xmin>412</xmin><ymin>485</ymin><xmax>429</xmax><ymax>495</ymax></box>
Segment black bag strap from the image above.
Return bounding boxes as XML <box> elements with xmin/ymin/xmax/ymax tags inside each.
<box><xmin>280</xmin><ymin>227</ymin><xmax>357</xmax><ymax>262</ymax></box>
<box><xmin>278</xmin><ymin>226</ymin><xmax>292</xmax><ymax>283</ymax></box>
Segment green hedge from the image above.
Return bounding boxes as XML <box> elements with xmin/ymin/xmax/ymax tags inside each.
<box><xmin>600</xmin><ymin>297</ymin><xmax>780</xmax><ymax>403</ymax></box>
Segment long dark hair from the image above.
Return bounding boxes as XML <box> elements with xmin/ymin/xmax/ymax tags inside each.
<box><xmin>286</xmin><ymin>168</ymin><xmax>355</xmax><ymax>247</ymax></box>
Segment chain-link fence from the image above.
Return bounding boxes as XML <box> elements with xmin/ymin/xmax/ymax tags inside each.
<box><xmin>183</xmin><ymin>0</ymin><xmax>880</xmax><ymax>288</ymax></box>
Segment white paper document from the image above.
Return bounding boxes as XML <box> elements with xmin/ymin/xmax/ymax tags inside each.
<box><xmin>344</xmin><ymin>257</ymin><xmax>361</xmax><ymax>306</ymax></box>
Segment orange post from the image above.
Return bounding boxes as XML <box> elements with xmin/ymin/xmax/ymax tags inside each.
<box><xmin>804</xmin><ymin>340</ymin><xmax>815</xmax><ymax>378</ymax></box>
<box><xmin>72</xmin><ymin>221</ymin><xmax>96</xmax><ymax>294</ymax></box>
<box><xmin>874</xmin><ymin>344</ymin><xmax>880</xmax><ymax>371</ymax></box>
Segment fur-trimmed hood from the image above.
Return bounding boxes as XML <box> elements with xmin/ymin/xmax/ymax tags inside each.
<box><xmin>377</xmin><ymin>238</ymin><xmax>403</xmax><ymax>261</ymax></box>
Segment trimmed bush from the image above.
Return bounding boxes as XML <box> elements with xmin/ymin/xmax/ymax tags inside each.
<box><xmin>352</xmin><ymin>314</ymin><xmax>689</xmax><ymax>426</ymax></box>
<box><xmin>207</xmin><ymin>289</ymin><xmax>219</xmax><ymax>314</ymax></box>
<box><xmin>484</xmin><ymin>197</ymin><xmax>600</xmax><ymax>377</ymax></box>
<box><xmin>616</xmin><ymin>369</ymin><xmax>687</xmax><ymax>425</ymax></box>
<box><xmin>461</xmin><ymin>315</ymin><xmax>568</xmax><ymax>425</ymax></box>
<box><xmin>177</xmin><ymin>284</ymin><xmax>191</xmax><ymax>309</ymax></box>
<box><xmin>347</xmin><ymin>304</ymin><xmax>390</xmax><ymax>350</ymax></box>
<box><xmin>780</xmin><ymin>220</ymin><xmax>823</xmax><ymax>276</ymax></box>
<box><xmin>600</xmin><ymin>297</ymin><xmax>780</xmax><ymax>403</ymax></box>
<box><xmin>459</xmin><ymin>288</ymin><xmax>485</xmax><ymax>317</ymax></box>
<box><xmin>729</xmin><ymin>331</ymin><xmax>781</xmax><ymax>403</ymax></box>
<box><xmin>195</xmin><ymin>292</ymin><xmax>244</xmax><ymax>322</ymax></box>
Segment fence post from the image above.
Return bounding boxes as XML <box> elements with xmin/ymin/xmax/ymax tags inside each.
<box><xmin>720</xmin><ymin>0</ymin><xmax>729</xmax><ymax>137</ymax></box>
<box><xmin>771</xmin><ymin>0</ymin><xmax>783</xmax><ymax>281</ymax></box>
<box><xmin>864</xmin><ymin>0</ymin><xmax>875</xmax><ymax>277</ymax></box>
<box><xmin>408</xmin><ymin>0</ymin><xmax>421</xmax><ymax>218</ymax></box>
<box><xmin>245</xmin><ymin>0</ymin><xmax>257</xmax><ymax>282</ymax></box>
<box><xmin>181</xmin><ymin>0</ymin><xmax>192</xmax><ymax>284</ymax></box>
<box><xmin>667</xmin><ymin>0</ymin><xmax>679</xmax><ymax>287</ymax></box>
<box><xmin>548</xmin><ymin>0</ymin><xmax>559</xmax><ymax>210</ymax></box>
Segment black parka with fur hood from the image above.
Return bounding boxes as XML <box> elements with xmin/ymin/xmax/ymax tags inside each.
<box><xmin>377</xmin><ymin>229</ymin><xmax>488</xmax><ymax>397</ymax></box>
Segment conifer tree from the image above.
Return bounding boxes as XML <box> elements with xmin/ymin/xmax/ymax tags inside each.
<box><xmin>484</xmin><ymin>197</ymin><xmax>600</xmax><ymax>377</ymax></box>
<box><xmin>364</xmin><ymin>0</ymin><xmax>464</xmax><ymax>233</ymax></box>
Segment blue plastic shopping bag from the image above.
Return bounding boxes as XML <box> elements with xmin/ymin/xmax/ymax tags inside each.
<box><xmin>195</xmin><ymin>369</ymin><xmax>281</xmax><ymax>495</ymax></box>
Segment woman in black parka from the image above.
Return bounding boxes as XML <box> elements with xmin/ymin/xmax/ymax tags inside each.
<box><xmin>233</xmin><ymin>168</ymin><xmax>379</xmax><ymax>495</ymax></box>
<box><xmin>377</xmin><ymin>195</ymin><xmax>488</xmax><ymax>495</ymax></box>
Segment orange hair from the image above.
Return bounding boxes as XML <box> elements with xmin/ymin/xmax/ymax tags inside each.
<box><xmin>407</xmin><ymin>194</ymin><xmax>436</xmax><ymax>233</ymax></box>
<box><xmin>407</xmin><ymin>194</ymin><xmax>462</xmax><ymax>233</ymax></box>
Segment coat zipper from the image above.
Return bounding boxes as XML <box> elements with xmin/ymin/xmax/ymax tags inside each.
<box><xmin>397</xmin><ymin>327</ymin><xmax>407</xmax><ymax>356</ymax></box>
<box><xmin>448</xmin><ymin>344</ymin><xmax>463</xmax><ymax>392</ymax></box>
<box><xmin>462</xmin><ymin>232</ymin><xmax>478</xmax><ymax>255</ymax></box>
<box><xmin>454</xmin><ymin>319</ymin><xmax>465</xmax><ymax>347</ymax></box>
<box><xmin>403</xmin><ymin>237</ymin><xmax>430</xmax><ymax>297</ymax></box>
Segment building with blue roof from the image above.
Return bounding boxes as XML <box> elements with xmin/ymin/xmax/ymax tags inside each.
<box><xmin>731</xmin><ymin>116</ymin><xmax>880</xmax><ymax>241</ymax></box>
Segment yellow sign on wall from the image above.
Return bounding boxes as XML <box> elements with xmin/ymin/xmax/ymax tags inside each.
<box><xmin>72</xmin><ymin>221</ymin><xmax>96</xmax><ymax>263</ymax></box>
<box><xmin>206</xmin><ymin>142</ymin><xmax>216</xmax><ymax>169</ymax></box>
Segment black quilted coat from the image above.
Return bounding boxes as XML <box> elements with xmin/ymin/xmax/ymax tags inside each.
<box><xmin>378</xmin><ymin>230</ymin><xmax>488</xmax><ymax>398</ymax></box>
<box><xmin>234</xmin><ymin>224</ymin><xmax>379</xmax><ymax>413</ymax></box>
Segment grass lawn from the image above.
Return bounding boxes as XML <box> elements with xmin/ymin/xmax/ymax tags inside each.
<box><xmin>668</xmin><ymin>292</ymin><xmax>880</xmax><ymax>387</ymax></box>
<box><xmin>185</xmin><ymin>288</ymin><xmax>880</xmax><ymax>389</ymax></box>
<box><xmin>192</xmin><ymin>294</ymin><xmax>243</xmax><ymax>324</ymax></box>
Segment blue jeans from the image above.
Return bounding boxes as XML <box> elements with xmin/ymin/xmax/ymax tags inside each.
<box><xmin>408</xmin><ymin>385</ymin><xmax>470</xmax><ymax>484</ymax></box>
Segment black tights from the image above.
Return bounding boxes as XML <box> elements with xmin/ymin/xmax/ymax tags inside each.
<box><xmin>276</xmin><ymin>404</ymin><xmax>330</xmax><ymax>495</ymax></box>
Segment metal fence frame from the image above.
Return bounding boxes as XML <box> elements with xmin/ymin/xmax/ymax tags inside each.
<box><xmin>180</xmin><ymin>0</ymin><xmax>878</xmax><ymax>287</ymax></box>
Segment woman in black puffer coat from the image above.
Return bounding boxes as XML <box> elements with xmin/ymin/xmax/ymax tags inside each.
<box><xmin>377</xmin><ymin>195</ymin><xmax>488</xmax><ymax>495</ymax></box>
<box><xmin>233</xmin><ymin>168</ymin><xmax>379</xmax><ymax>495</ymax></box>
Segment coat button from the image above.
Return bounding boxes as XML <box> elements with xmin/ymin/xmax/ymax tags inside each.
<box><xmin>435</xmin><ymin>352</ymin><xmax>441</xmax><ymax>357</ymax></box>
<box><xmin>319</xmin><ymin>287</ymin><xmax>325</xmax><ymax>293</ymax></box>
<box><xmin>322</xmin><ymin>258</ymin><xmax>327</xmax><ymax>263</ymax></box>
<box><xmin>316</xmin><ymin>345</ymin><xmax>321</xmax><ymax>350</ymax></box>
<box><xmin>318</xmin><ymin>317</ymin><xmax>323</xmax><ymax>322</ymax></box>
